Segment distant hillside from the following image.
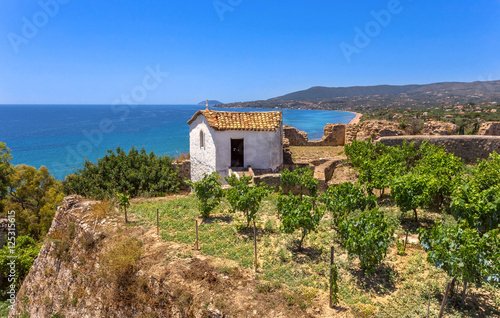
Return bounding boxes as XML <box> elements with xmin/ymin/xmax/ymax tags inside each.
<box><xmin>198</xmin><ymin>100</ymin><xmax>223</xmax><ymax>106</ymax></box>
<box><xmin>222</xmin><ymin>80</ymin><xmax>500</xmax><ymax>111</ymax></box>
<box><xmin>272</xmin><ymin>80</ymin><xmax>500</xmax><ymax>101</ymax></box>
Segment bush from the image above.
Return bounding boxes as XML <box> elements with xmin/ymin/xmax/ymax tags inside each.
<box><xmin>391</xmin><ymin>173</ymin><xmax>438</xmax><ymax>222</ymax></box>
<box><xmin>412</xmin><ymin>142</ymin><xmax>464</xmax><ymax>209</ymax></box>
<box><xmin>420</xmin><ymin>222</ymin><xmax>500</xmax><ymax>301</ymax></box>
<box><xmin>320</xmin><ymin>182</ymin><xmax>376</xmax><ymax>226</ymax></box>
<box><xmin>338</xmin><ymin>208</ymin><xmax>394</xmax><ymax>273</ymax></box>
<box><xmin>63</xmin><ymin>146</ymin><xmax>180</xmax><ymax>199</ymax></box>
<box><xmin>280</xmin><ymin>167</ymin><xmax>318</xmax><ymax>197</ymax></box>
<box><xmin>278</xmin><ymin>166</ymin><xmax>323</xmax><ymax>251</ymax></box>
<box><xmin>225</xmin><ymin>174</ymin><xmax>269</xmax><ymax>227</ymax></box>
<box><xmin>471</xmin><ymin>152</ymin><xmax>500</xmax><ymax>191</ymax></box>
<box><xmin>187</xmin><ymin>172</ymin><xmax>224</xmax><ymax>218</ymax></box>
<box><xmin>0</xmin><ymin>236</ymin><xmax>41</xmax><ymax>300</ymax></box>
<box><xmin>278</xmin><ymin>194</ymin><xmax>323</xmax><ymax>251</ymax></box>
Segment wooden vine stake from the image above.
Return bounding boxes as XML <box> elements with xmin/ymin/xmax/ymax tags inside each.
<box><xmin>330</xmin><ymin>246</ymin><xmax>335</xmax><ymax>308</ymax></box>
<box><xmin>438</xmin><ymin>280</ymin><xmax>453</xmax><ymax>318</ymax></box>
<box><xmin>427</xmin><ymin>293</ymin><xmax>431</xmax><ymax>318</ymax></box>
<box><xmin>156</xmin><ymin>208</ymin><xmax>159</xmax><ymax>235</ymax></box>
<box><xmin>253</xmin><ymin>220</ymin><xmax>258</xmax><ymax>271</ymax></box>
<box><xmin>195</xmin><ymin>219</ymin><xmax>199</xmax><ymax>250</ymax></box>
<box><xmin>404</xmin><ymin>228</ymin><xmax>409</xmax><ymax>255</ymax></box>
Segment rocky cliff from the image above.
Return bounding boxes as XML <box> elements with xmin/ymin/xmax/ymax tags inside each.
<box><xmin>10</xmin><ymin>196</ymin><xmax>313</xmax><ymax>318</ymax></box>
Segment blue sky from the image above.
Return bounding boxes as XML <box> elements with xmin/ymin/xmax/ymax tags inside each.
<box><xmin>1</xmin><ymin>0</ymin><xmax>499</xmax><ymax>104</ymax></box>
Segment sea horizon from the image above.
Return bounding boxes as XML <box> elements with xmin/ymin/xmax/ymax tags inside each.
<box><xmin>0</xmin><ymin>104</ymin><xmax>356</xmax><ymax>180</ymax></box>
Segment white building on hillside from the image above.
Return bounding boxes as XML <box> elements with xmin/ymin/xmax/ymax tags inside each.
<box><xmin>187</xmin><ymin>108</ymin><xmax>283</xmax><ymax>182</ymax></box>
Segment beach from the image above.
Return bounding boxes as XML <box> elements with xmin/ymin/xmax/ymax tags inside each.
<box><xmin>348</xmin><ymin>112</ymin><xmax>363</xmax><ymax>124</ymax></box>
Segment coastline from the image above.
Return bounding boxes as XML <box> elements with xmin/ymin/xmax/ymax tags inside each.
<box><xmin>348</xmin><ymin>112</ymin><xmax>363</xmax><ymax>124</ymax></box>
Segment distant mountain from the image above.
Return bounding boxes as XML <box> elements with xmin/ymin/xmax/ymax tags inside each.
<box><xmin>222</xmin><ymin>80</ymin><xmax>500</xmax><ymax>111</ymax></box>
<box><xmin>198</xmin><ymin>100</ymin><xmax>223</xmax><ymax>106</ymax></box>
<box><xmin>271</xmin><ymin>80</ymin><xmax>500</xmax><ymax>101</ymax></box>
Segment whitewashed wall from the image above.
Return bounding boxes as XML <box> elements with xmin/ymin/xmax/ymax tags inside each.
<box><xmin>213</xmin><ymin>128</ymin><xmax>283</xmax><ymax>179</ymax></box>
<box><xmin>189</xmin><ymin>116</ymin><xmax>217</xmax><ymax>182</ymax></box>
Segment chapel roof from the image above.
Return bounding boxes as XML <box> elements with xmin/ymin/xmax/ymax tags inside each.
<box><xmin>187</xmin><ymin>110</ymin><xmax>282</xmax><ymax>132</ymax></box>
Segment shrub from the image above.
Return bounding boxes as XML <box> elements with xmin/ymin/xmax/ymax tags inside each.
<box><xmin>451</xmin><ymin>182</ymin><xmax>500</xmax><ymax>234</ymax></box>
<box><xmin>412</xmin><ymin>142</ymin><xmax>464</xmax><ymax>209</ymax></box>
<box><xmin>63</xmin><ymin>146</ymin><xmax>180</xmax><ymax>199</ymax></box>
<box><xmin>278</xmin><ymin>194</ymin><xmax>323</xmax><ymax>251</ymax></box>
<box><xmin>471</xmin><ymin>152</ymin><xmax>500</xmax><ymax>191</ymax></box>
<box><xmin>420</xmin><ymin>222</ymin><xmax>500</xmax><ymax>301</ymax></box>
<box><xmin>280</xmin><ymin>167</ymin><xmax>318</xmax><ymax>197</ymax></box>
<box><xmin>0</xmin><ymin>236</ymin><xmax>41</xmax><ymax>299</ymax></box>
<box><xmin>225</xmin><ymin>174</ymin><xmax>270</xmax><ymax>227</ymax></box>
<box><xmin>187</xmin><ymin>172</ymin><xmax>224</xmax><ymax>218</ymax></box>
<box><xmin>391</xmin><ymin>173</ymin><xmax>438</xmax><ymax>222</ymax></box>
<box><xmin>278</xmin><ymin>167</ymin><xmax>323</xmax><ymax>251</ymax></box>
<box><xmin>338</xmin><ymin>208</ymin><xmax>394</xmax><ymax>273</ymax></box>
<box><xmin>320</xmin><ymin>182</ymin><xmax>376</xmax><ymax>226</ymax></box>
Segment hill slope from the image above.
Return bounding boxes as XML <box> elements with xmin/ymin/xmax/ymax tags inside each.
<box><xmin>271</xmin><ymin>80</ymin><xmax>500</xmax><ymax>100</ymax></box>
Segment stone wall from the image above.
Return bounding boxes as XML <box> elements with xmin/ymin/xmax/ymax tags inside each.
<box><xmin>376</xmin><ymin>135</ymin><xmax>500</xmax><ymax>163</ymax></box>
<box><xmin>478</xmin><ymin>122</ymin><xmax>500</xmax><ymax>136</ymax></box>
<box><xmin>283</xmin><ymin>124</ymin><xmax>345</xmax><ymax>147</ymax></box>
<box><xmin>283</xmin><ymin>125</ymin><xmax>309</xmax><ymax>146</ymax></box>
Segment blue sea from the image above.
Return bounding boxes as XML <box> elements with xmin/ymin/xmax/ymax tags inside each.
<box><xmin>0</xmin><ymin>105</ymin><xmax>355</xmax><ymax>180</ymax></box>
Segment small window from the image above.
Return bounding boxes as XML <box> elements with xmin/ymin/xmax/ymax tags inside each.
<box><xmin>200</xmin><ymin>130</ymin><xmax>205</xmax><ymax>148</ymax></box>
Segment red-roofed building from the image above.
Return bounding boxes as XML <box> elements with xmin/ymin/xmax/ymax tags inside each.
<box><xmin>187</xmin><ymin>109</ymin><xmax>283</xmax><ymax>182</ymax></box>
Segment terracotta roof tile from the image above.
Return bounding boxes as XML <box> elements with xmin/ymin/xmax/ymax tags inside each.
<box><xmin>187</xmin><ymin>110</ymin><xmax>282</xmax><ymax>132</ymax></box>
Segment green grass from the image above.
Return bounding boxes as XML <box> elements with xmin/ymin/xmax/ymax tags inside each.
<box><xmin>129</xmin><ymin>194</ymin><xmax>500</xmax><ymax>317</ymax></box>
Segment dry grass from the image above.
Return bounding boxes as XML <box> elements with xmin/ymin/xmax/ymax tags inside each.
<box><xmin>290</xmin><ymin>146</ymin><xmax>344</xmax><ymax>162</ymax></box>
<box><xmin>92</xmin><ymin>199</ymin><xmax>114</xmax><ymax>221</ymax></box>
<box><xmin>101</xmin><ymin>231</ymin><xmax>142</xmax><ymax>287</ymax></box>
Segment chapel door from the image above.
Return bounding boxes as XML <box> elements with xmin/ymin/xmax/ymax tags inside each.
<box><xmin>231</xmin><ymin>139</ymin><xmax>244</xmax><ymax>168</ymax></box>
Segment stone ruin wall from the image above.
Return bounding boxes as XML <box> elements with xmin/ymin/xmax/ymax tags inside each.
<box><xmin>283</xmin><ymin>124</ymin><xmax>345</xmax><ymax>147</ymax></box>
<box><xmin>376</xmin><ymin>135</ymin><xmax>500</xmax><ymax>163</ymax></box>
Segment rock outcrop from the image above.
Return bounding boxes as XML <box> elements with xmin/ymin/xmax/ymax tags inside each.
<box><xmin>346</xmin><ymin>120</ymin><xmax>405</xmax><ymax>143</ymax></box>
<box><xmin>421</xmin><ymin>121</ymin><xmax>458</xmax><ymax>135</ymax></box>
<box><xmin>478</xmin><ymin>122</ymin><xmax>500</xmax><ymax>136</ymax></box>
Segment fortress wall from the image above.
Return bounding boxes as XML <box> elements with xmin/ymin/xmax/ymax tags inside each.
<box><xmin>284</xmin><ymin>124</ymin><xmax>345</xmax><ymax>147</ymax></box>
<box><xmin>376</xmin><ymin>135</ymin><xmax>500</xmax><ymax>163</ymax></box>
